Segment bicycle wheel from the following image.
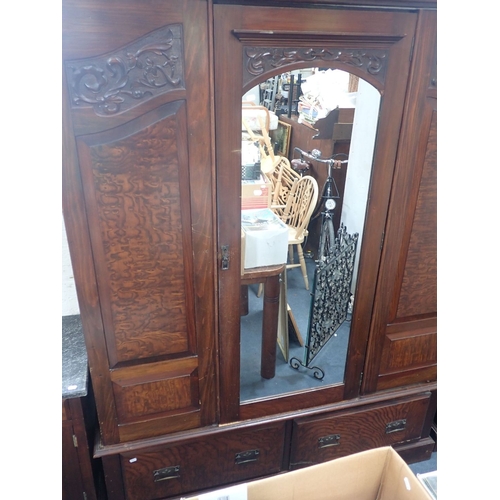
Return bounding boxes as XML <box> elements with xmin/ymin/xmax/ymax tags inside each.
<box><xmin>318</xmin><ymin>217</ymin><xmax>335</xmax><ymax>263</ymax></box>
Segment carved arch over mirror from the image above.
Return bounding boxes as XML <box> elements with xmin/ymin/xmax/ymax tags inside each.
<box><xmin>233</xmin><ymin>29</ymin><xmax>406</xmax><ymax>93</ymax></box>
<box><xmin>241</xmin><ymin>47</ymin><xmax>387</xmax><ymax>94</ymax></box>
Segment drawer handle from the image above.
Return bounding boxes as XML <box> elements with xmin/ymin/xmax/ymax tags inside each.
<box><xmin>153</xmin><ymin>465</ymin><xmax>181</xmax><ymax>482</ymax></box>
<box><xmin>318</xmin><ymin>434</ymin><xmax>341</xmax><ymax>448</ymax></box>
<box><xmin>385</xmin><ymin>419</ymin><xmax>407</xmax><ymax>434</ymax></box>
<box><xmin>235</xmin><ymin>449</ymin><xmax>260</xmax><ymax>465</ymax></box>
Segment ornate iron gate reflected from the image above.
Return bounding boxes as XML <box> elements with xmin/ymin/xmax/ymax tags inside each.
<box><xmin>291</xmin><ymin>224</ymin><xmax>358</xmax><ymax>377</ymax></box>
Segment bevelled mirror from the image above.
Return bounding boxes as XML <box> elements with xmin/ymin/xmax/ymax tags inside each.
<box><xmin>239</xmin><ymin>68</ymin><xmax>380</xmax><ymax>402</ymax></box>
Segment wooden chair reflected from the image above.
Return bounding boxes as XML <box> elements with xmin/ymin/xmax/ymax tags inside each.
<box><xmin>265</xmin><ymin>156</ymin><xmax>301</xmax><ymax>216</ymax></box>
<box><xmin>258</xmin><ymin>173</ymin><xmax>318</xmax><ymax>294</ymax></box>
<box><xmin>279</xmin><ymin>175</ymin><xmax>318</xmax><ymax>290</ymax></box>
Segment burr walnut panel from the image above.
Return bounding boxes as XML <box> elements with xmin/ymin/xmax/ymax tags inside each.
<box><xmin>396</xmin><ymin>109</ymin><xmax>437</xmax><ymax>319</ymax></box>
<box><xmin>379</xmin><ymin>322</ymin><xmax>437</xmax><ymax>375</ymax></box>
<box><xmin>110</xmin><ymin>357</ymin><xmax>199</xmax><ymax>424</ymax></box>
<box><xmin>76</xmin><ymin>100</ymin><xmax>195</xmax><ymax>366</ymax></box>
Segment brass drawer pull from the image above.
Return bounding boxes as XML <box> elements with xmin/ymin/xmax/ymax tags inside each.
<box><xmin>153</xmin><ymin>465</ymin><xmax>181</xmax><ymax>482</ymax></box>
<box><xmin>385</xmin><ymin>419</ymin><xmax>407</xmax><ymax>434</ymax></box>
<box><xmin>318</xmin><ymin>434</ymin><xmax>341</xmax><ymax>448</ymax></box>
<box><xmin>235</xmin><ymin>449</ymin><xmax>260</xmax><ymax>465</ymax></box>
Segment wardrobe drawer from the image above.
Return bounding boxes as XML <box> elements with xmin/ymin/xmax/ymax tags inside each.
<box><xmin>290</xmin><ymin>393</ymin><xmax>430</xmax><ymax>469</ymax></box>
<box><xmin>121</xmin><ymin>422</ymin><xmax>286</xmax><ymax>500</ymax></box>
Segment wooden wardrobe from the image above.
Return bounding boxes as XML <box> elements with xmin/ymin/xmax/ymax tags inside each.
<box><xmin>62</xmin><ymin>1</ymin><xmax>437</xmax><ymax>498</ymax></box>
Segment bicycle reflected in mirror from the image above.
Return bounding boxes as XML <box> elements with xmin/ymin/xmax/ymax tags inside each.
<box><xmin>292</xmin><ymin>147</ymin><xmax>348</xmax><ymax>263</ymax></box>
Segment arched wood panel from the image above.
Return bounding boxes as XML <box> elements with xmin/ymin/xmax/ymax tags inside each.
<box><xmin>362</xmin><ymin>10</ymin><xmax>437</xmax><ymax>392</ymax></box>
<box><xmin>62</xmin><ymin>0</ymin><xmax>217</xmax><ymax>444</ymax></box>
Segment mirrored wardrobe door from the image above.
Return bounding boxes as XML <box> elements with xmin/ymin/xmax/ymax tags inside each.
<box><xmin>213</xmin><ymin>2</ymin><xmax>418</xmax><ymax>423</ymax></box>
<box><xmin>239</xmin><ymin>69</ymin><xmax>380</xmax><ymax>404</ymax></box>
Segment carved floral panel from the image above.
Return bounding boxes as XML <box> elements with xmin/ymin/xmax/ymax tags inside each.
<box><xmin>66</xmin><ymin>25</ymin><xmax>185</xmax><ymax>116</ymax></box>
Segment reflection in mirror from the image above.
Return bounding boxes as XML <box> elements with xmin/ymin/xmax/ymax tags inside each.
<box><xmin>240</xmin><ymin>68</ymin><xmax>380</xmax><ymax>402</ymax></box>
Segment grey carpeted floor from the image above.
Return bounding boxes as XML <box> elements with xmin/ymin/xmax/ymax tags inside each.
<box><xmin>240</xmin><ymin>256</ymin><xmax>349</xmax><ymax>401</ymax></box>
<box><xmin>410</xmin><ymin>451</ymin><xmax>437</xmax><ymax>474</ymax></box>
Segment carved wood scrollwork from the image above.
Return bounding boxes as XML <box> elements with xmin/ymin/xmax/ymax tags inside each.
<box><xmin>65</xmin><ymin>25</ymin><xmax>185</xmax><ymax>116</ymax></box>
<box><xmin>243</xmin><ymin>46</ymin><xmax>387</xmax><ymax>88</ymax></box>
<box><xmin>233</xmin><ymin>30</ymin><xmax>399</xmax><ymax>88</ymax></box>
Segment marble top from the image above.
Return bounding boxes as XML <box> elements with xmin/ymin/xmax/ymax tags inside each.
<box><xmin>62</xmin><ymin>315</ymin><xmax>88</xmax><ymax>399</ymax></box>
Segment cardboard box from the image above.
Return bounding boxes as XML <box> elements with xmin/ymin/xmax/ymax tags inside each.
<box><xmin>241</xmin><ymin>176</ymin><xmax>271</xmax><ymax>210</ymax></box>
<box><xmin>186</xmin><ymin>447</ymin><xmax>433</xmax><ymax>500</ymax></box>
<box><xmin>241</xmin><ymin>208</ymin><xmax>288</xmax><ymax>269</ymax></box>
